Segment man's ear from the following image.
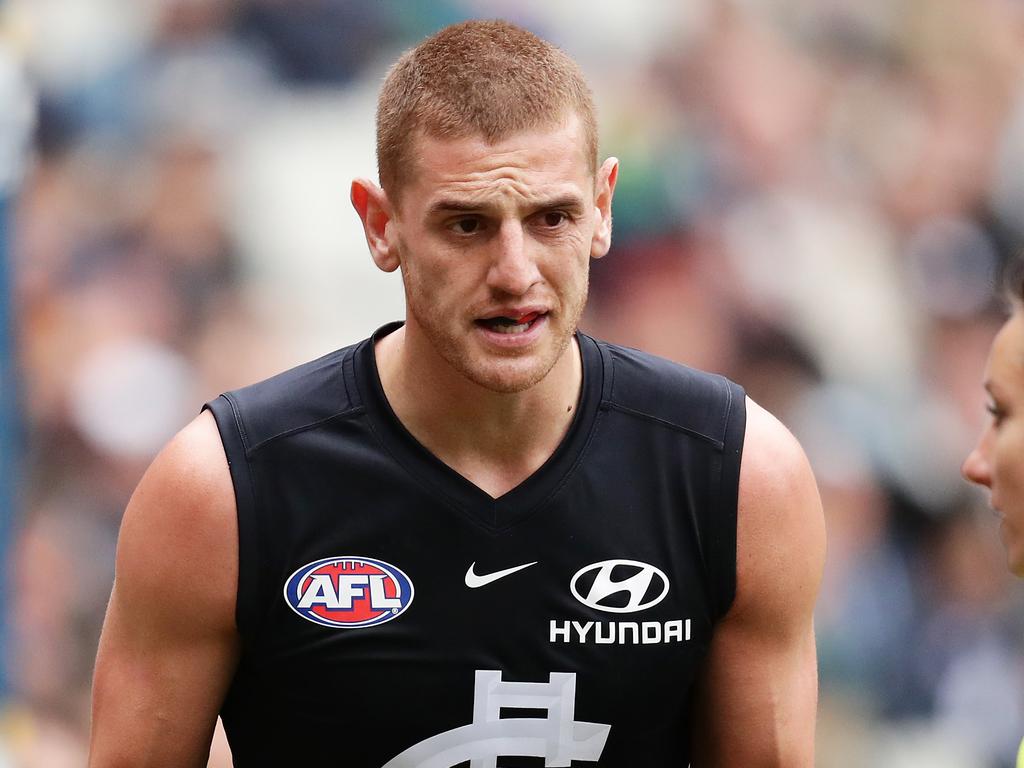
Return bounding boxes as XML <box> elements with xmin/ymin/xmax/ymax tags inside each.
<box><xmin>351</xmin><ymin>178</ymin><xmax>400</xmax><ymax>272</ymax></box>
<box><xmin>591</xmin><ymin>157</ymin><xmax>619</xmax><ymax>259</ymax></box>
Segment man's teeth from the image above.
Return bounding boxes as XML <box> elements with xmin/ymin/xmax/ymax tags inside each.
<box><xmin>492</xmin><ymin>319</ymin><xmax>531</xmax><ymax>334</ymax></box>
<box><xmin>484</xmin><ymin>315</ymin><xmax>539</xmax><ymax>334</ymax></box>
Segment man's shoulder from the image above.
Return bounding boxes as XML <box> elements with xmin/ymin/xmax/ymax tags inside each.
<box><xmin>207</xmin><ymin>337</ymin><xmax>368</xmax><ymax>454</ymax></box>
<box><xmin>587</xmin><ymin>334</ymin><xmax>745</xmax><ymax>448</ymax></box>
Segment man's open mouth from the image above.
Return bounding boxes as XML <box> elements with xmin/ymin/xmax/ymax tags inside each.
<box><xmin>476</xmin><ymin>311</ymin><xmax>544</xmax><ymax>335</ymax></box>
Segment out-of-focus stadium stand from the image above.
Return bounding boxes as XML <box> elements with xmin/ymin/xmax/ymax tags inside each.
<box><xmin>2</xmin><ymin>0</ymin><xmax>1023</xmax><ymax>765</ymax></box>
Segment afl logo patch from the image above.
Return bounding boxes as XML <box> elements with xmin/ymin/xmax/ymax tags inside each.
<box><xmin>284</xmin><ymin>556</ymin><xmax>414</xmax><ymax>629</ymax></box>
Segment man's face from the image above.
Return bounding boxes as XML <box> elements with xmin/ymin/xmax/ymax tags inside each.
<box><xmin>963</xmin><ymin>309</ymin><xmax>1024</xmax><ymax>576</ymax></box>
<box><xmin>386</xmin><ymin>116</ymin><xmax>615</xmax><ymax>393</ymax></box>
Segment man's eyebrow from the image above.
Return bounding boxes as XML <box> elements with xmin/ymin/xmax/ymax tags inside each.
<box><xmin>534</xmin><ymin>194</ymin><xmax>587</xmax><ymax>212</ymax></box>
<box><xmin>426</xmin><ymin>199</ymin><xmax>486</xmax><ymax>215</ymax></box>
<box><xmin>426</xmin><ymin>194</ymin><xmax>588</xmax><ymax>217</ymax></box>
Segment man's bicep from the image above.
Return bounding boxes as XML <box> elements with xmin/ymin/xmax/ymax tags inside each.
<box><xmin>691</xmin><ymin>398</ymin><xmax>825</xmax><ymax>767</ymax></box>
<box><xmin>690</xmin><ymin>604</ymin><xmax>819</xmax><ymax>766</ymax></box>
<box><xmin>90</xmin><ymin>411</ymin><xmax>240</xmax><ymax>767</ymax></box>
<box><xmin>91</xmin><ymin>585</ymin><xmax>238</xmax><ymax>767</ymax></box>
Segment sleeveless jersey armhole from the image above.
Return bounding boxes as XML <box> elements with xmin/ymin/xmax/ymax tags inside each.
<box><xmin>203</xmin><ymin>395</ymin><xmax>261</xmax><ymax>638</ymax></box>
<box><xmin>709</xmin><ymin>380</ymin><xmax>746</xmax><ymax>622</ymax></box>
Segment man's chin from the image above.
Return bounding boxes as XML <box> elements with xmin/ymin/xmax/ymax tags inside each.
<box><xmin>460</xmin><ymin>358</ymin><xmax>551</xmax><ymax>394</ymax></box>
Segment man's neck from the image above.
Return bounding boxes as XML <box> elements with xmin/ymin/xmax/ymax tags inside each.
<box><xmin>374</xmin><ymin>324</ymin><xmax>583</xmax><ymax>498</ymax></box>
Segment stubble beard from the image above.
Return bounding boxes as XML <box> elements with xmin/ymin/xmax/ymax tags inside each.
<box><xmin>401</xmin><ymin>262</ymin><xmax>589</xmax><ymax>395</ymax></box>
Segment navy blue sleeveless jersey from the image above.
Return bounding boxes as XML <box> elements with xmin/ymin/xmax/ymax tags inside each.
<box><xmin>205</xmin><ymin>322</ymin><xmax>746</xmax><ymax>767</ymax></box>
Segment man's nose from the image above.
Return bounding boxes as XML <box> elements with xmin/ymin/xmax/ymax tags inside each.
<box><xmin>962</xmin><ymin>444</ymin><xmax>992</xmax><ymax>488</ymax></box>
<box><xmin>487</xmin><ymin>222</ymin><xmax>540</xmax><ymax>296</ymax></box>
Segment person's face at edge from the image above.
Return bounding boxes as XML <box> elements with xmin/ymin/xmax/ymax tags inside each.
<box><xmin>963</xmin><ymin>308</ymin><xmax>1024</xmax><ymax>577</ymax></box>
<box><xmin>384</xmin><ymin>115</ymin><xmax>617</xmax><ymax>394</ymax></box>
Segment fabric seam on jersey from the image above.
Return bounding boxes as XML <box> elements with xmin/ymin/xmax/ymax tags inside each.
<box><xmin>600</xmin><ymin>344</ymin><xmax>726</xmax><ymax>448</ymax></box>
<box><xmin>341</xmin><ymin>342</ymin><xmax>354</xmax><ymax>404</ymax></box>
<box><xmin>600</xmin><ymin>401</ymin><xmax>725</xmax><ymax>449</ymax></box>
<box><xmin>511</xmin><ymin>406</ymin><xmax>608</xmax><ymax>531</ymax></box>
<box><xmin>245</xmin><ymin>406</ymin><xmax>366</xmax><ymax>456</ymax></box>
<box><xmin>220</xmin><ymin>392</ymin><xmax>265</xmax><ymax>635</ymax></box>
<box><xmin>357</xmin><ymin>403</ymin><xmax>504</xmax><ymax>533</ymax></box>
<box><xmin>706</xmin><ymin>377</ymin><xmax>730</xmax><ymax>618</ymax></box>
<box><xmin>717</xmin><ymin>373</ymin><xmax>732</xmax><ymax>439</ymax></box>
<box><xmin>711</xmin><ymin>378</ymin><xmax>742</xmax><ymax>619</ymax></box>
<box><xmin>600</xmin><ymin>334</ymin><xmax>617</xmax><ymax>401</ymax></box>
<box><xmin>346</xmin><ymin>335</ymin><xmax>490</xmax><ymax>529</ymax></box>
<box><xmin>225</xmin><ymin>390</ymin><xmax>251</xmax><ymax>452</ymax></box>
<box><xmin>358</xmin><ymin>388</ymin><xmax>588</xmax><ymax>537</ymax></box>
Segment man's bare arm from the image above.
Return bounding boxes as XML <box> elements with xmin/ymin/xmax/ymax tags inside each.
<box><xmin>89</xmin><ymin>410</ymin><xmax>240</xmax><ymax>767</ymax></box>
<box><xmin>691</xmin><ymin>397</ymin><xmax>826</xmax><ymax>766</ymax></box>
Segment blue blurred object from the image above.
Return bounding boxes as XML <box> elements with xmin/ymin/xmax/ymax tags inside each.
<box><xmin>0</xmin><ymin>34</ymin><xmax>34</xmax><ymax>703</ymax></box>
<box><xmin>0</xmin><ymin>193</ymin><xmax>14</xmax><ymax>698</ymax></box>
<box><xmin>236</xmin><ymin>0</ymin><xmax>397</xmax><ymax>84</ymax></box>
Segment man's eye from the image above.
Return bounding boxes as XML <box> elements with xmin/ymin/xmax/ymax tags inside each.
<box><xmin>452</xmin><ymin>218</ymin><xmax>481</xmax><ymax>234</ymax></box>
<box><xmin>541</xmin><ymin>211</ymin><xmax>567</xmax><ymax>227</ymax></box>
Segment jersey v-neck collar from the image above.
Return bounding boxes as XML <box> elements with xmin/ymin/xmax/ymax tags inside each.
<box><xmin>352</xmin><ymin>321</ymin><xmax>604</xmax><ymax>531</ymax></box>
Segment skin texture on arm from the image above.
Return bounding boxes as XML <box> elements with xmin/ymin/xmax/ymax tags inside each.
<box><xmin>690</xmin><ymin>397</ymin><xmax>826</xmax><ymax>767</ymax></box>
<box><xmin>89</xmin><ymin>410</ymin><xmax>240</xmax><ymax>768</ymax></box>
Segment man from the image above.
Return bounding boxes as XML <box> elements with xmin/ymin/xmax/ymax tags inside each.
<box><xmin>962</xmin><ymin>268</ymin><xmax>1024</xmax><ymax>767</ymax></box>
<box><xmin>90</xmin><ymin>20</ymin><xmax>824</xmax><ymax>766</ymax></box>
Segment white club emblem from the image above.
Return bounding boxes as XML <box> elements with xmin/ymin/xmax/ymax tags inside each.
<box><xmin>381</xmin><ymin>670</ymin><xmax>610</xmax><ymax>767</ymax></box>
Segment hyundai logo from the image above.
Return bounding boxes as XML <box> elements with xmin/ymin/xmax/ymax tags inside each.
<box><xmin>570</xmin><ymin>559</ymin><xmax>669</xmax><ymax>614</ymax></box>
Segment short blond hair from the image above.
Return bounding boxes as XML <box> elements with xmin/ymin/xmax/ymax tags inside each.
<box><xmin>376</xmin><ymin>20</ymin><xmax>598</xmax><ymax>203</ymax></box>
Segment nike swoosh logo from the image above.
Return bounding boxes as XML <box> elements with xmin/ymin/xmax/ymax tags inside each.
<box><xmin>465</xmin><ymin>561</ymin><xmax>538</xmax><ymax>588</ymax></box>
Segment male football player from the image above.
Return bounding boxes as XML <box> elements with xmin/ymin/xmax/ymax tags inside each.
<box><xmin>90</xmin><ymin>20</ymin><xmax>825</xmax><ymax>766</ymax></box>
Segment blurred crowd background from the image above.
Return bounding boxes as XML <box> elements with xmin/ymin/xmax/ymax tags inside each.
<box><xmin>1</xmin><ymin>0</ymin><xmax>1024</xmax><ymax>765</ymax></box>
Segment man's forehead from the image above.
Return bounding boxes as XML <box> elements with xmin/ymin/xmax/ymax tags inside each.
<box><xmin>406</xmin><ymin>119</ymin><xmax>591</xmax><ymax>186</ymax></box>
